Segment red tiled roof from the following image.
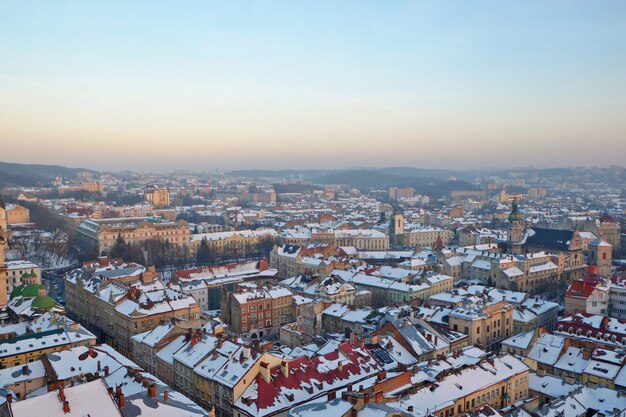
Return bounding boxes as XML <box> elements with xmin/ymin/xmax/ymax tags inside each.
<box><xmin>565</xmin><ymin>278</ymin><xmax>605</xmax><ymax>298</ymax></box>
<box><xmin>242</xmin><ymin>342</ymin><xmax>380</xmax><ymax>415</ymax></box>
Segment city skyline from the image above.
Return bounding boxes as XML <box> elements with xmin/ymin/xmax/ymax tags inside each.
<box><xmin>2</xmin><ymin>1</ymin><xmax>626</xmax><ymax>171</ymax></box>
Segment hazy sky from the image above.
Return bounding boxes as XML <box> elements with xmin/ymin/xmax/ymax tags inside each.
<box><xmin>1</xmin><ymin>1</ymin><xmax>626</xmax><ymax>172</ymax></box>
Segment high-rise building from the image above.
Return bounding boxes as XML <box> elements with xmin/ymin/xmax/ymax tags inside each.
<box><xmin>145</xmin><ymin>187</ymin><xmax>170</xmax><ymax>207</ymax></box>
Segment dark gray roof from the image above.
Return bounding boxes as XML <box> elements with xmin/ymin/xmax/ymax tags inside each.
<box><xmin>525</xmin><ymin>227</ymin><xmax>574</xmax><ymax>251</ymax></box>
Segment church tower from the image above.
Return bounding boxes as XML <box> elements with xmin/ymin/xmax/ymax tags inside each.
<box><xmin>588</xmin><ymin>239</ymin><xmax>612</xmax><ymax>276</ymax></box>
<box><xmin>0</xmin><ymin>198</ymin><xmax>7</xmax><ymax>307</ymax></box>
<box><xmin>389</xmin><ymin>210</ymin><xmax>405</xmax><ymax>247</ymax></box>
<box><xmin>508</xmin><ymin>198</ymin><xmax>524</xmax><ymax>255</ymax></box>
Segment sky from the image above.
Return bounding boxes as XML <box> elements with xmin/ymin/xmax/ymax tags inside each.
<box><xmin>1</xmin><ymin>1</ymin><xmax>626</xmax><ymax>172</ymax></box>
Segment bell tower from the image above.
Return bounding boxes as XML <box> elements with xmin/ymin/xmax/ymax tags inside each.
<box><xmin>589</xmin><ymin>239</ymin><xmax>612</xmax><ymax>276</ymax></box>
<box><xmin>389</xmin><ymin>209</ymin><xmax>405</xmax><ymax>247</ymax></box>
<box><xmin>508</xmin><ymin>198</ymin><xmax>524</xmax><ymax>255</ymax></box>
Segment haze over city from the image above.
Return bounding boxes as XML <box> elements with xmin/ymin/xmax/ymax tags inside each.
<box><xmin>2</xmin><ymin>1</ymin><xmax>626</xmax><ymax>172</ymax></box>
<box><xmin>4</xmin><ymin>3</ymin><xmax>626</xmax><ymax>417</ymax></box>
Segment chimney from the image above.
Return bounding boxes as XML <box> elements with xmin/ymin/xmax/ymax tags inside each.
<box><xmin>163</xmin><ymin>391</ymin><xmax>169</xmax><ymax>402</ymax></box>
<box><xmin>116</xmin><ymin>385</ymin><xmax>122</xmax><ymax>397</ymax></box>
<box><xmin>148</xmin><ymin>383</ymin><xmax>156</xmax><ymax>399</ymax></box>
<box><xmin>63</xmin><ymin>400</ymin><xmax>71</xmax><ymax>414</ymax></box>
<box><xmin>328</xmin><ymin>391</ymin><xmax>336</xmax><ymax>400</ymax></box>
<box><xmin>21</xmin><ymin>365</ymin><xmax>29</xmax><ymax>375</ymax></box>
<box><xmin>107</xmin><ymin>387</ymin><xmax>114</xmax><ymax>397</ymax></box>
<box><xmin>243</xmin><ymin>346</ymin><xmax>251</xmax><ymax>359</ymax></box>
<box><xmin>375</xmin><ymin>391</ymin><xmax>383</xmax><ymax>403</ymax></box>
<box><xmin>212</xmin><ymin>351</ymin><xmax>219</xmax><ymax>360</ymax></box>
<box><xmin>583</xmin><ymin>349</ymin><xmax>592</xmax><ymax>360</ymax></box>
<box><xmin>118</xmin><ymin>393</ymin><xmax>125</xmax><ymax>409</ymax></box>
<box><xmin>104</xmin><ymin>365</ymin><xmax>110</xmax><ymax>377</ymax></box>
<box><xmin>377</xmin><ymin>371</ymin><xmax>387</xmax><ymax>381</ymax></box>
<box><xmin>281</xmin><ymin>360</ymin><xmax>289</xmax><ymax>378</ymax></box>
<box><xmin>6</xmin><ymin>394</ymin><xmax>12</xmax><ymax>404</ymax></box>
<box><xmin>259</xmin><ymin>362</ymin><xmax>271</xmax><ymax>383</ymax></box>
<box><xmin>234</xmin><ymin>335</ymin><xmax>239</xmax><ymax>344</ymax></box>
<box><xmin>97</xmin><ymin>360</ymin><xmax>101</xmax><ymax>372</ymax></box>
<box><xmin>338</xmin><ymin>361</ymin><xmax>343</xmax><ymax>372</ymax></box>
<box><xmin>58</xmin><ymin>386</ymin><xmax>66</xmax><ymax>402</ymax></box>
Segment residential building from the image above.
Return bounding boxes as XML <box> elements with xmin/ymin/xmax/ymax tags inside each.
<box><xmin>225</xmin><ymin>285</ymin><xmax>294</xmax><ymax>339</ymax></box>
<box><xmin>448</xmin><ymin>300</ymin><xmax>513</xmax><ymax>350</ymax></box>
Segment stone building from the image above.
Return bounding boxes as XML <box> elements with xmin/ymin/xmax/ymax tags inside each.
<box><xmin>76</xmin><ymin>217</ymin><xmax>189</xmax><ymax>254</ymax></box>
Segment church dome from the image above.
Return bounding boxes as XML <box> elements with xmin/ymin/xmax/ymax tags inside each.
<box><xmin>31</xmin><ymin>295</ymin><xmax>56</xmax><ymax>311</ymax></box>
<box><xmin>10</xmin><ymin>284</ymin><xmax>45</xmax><ymax>299</ymax></box>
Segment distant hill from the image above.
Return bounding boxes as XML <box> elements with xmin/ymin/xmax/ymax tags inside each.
<box><xmin>0</xmin><ymin>162</ymin><xmax>95</xmax><ymax>187</ymax></box>
<box><xmin>227</xmin><ymin>169</ymin><xmax>328</xmax><ymax>179</ymax></box>
<box><xmin>377</xmin><ymin>166</ymin><xmax>466</xmax><ymax>180</ymax></box>
<box><xmin>313</xmin><ymin>169</ymin><xmax>479</xmax><ymax>198</ymax></box>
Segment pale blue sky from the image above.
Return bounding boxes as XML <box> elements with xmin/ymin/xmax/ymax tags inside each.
<box><xmin>1</xmin><ymin>1</ymin><xmax>626</xmax><ymax>171</ymax></box>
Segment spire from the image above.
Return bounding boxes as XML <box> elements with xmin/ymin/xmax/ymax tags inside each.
<box><xmin>508</xmin><ymin>197</ymin><xmax>522</xmax><ymax>222</ymax></box>
<box><xmin>434</xmin><ymin>235</ymin><xmax>444</xmax><ymax>251</ymax></box>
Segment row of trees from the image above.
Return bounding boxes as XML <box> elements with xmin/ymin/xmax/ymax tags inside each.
<box><xmin>108</xmin><ymin>234</ymin><xmax>281</xmax><ymax>272</ymax></box>
<box><xmin>194</xmin><ymin>235</ymin><xmax>281</xmax><ymax>266</ymax></box>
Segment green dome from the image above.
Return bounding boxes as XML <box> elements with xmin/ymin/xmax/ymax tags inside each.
<box><xmin>31</xmin><ymin>295</ymin><xmax>56</xmax><ymax>311</ymax></box>
<box><xmin>10</xmin><ymin>284</ymin><xmax>45</xmax><ymax>299</ymax></box>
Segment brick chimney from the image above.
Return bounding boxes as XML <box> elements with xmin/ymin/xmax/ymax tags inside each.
<box><xmin>148</xmin><ymin>383</ymin><xmax>156</xmax><ymax>399</ymax></box>
<box><xmin>104</xmin><ymin>365</ymin><xmax>110</xmax><ymax>377</ymax></box>
<box><xmin>281</xmin><ymin>360</ymin><xmax>289</xmax><ymax>378</ymax></box>
<box><xmin>328</xmin><ymin>390</ymin><xmax>336</xmax><ymax>400</ymax></box>
<box><xmin>163</xmin><ymin>391</ymin><xmax>169</xmax><ymax>402</ymax></box>
<box><xmin>63</xmin><ymin>400</ymin><xmax>71</xmax><ymax>413</ymax></box>
<box><xmin>118</xmin><ymin>392</ymin><xmax>125</xmax><ymax>409</ymax></box>
<box><xmin>58</xmin><ymin>386</ymin><xmax>66</xmax><ymax>402</ymax></box>
<box><xmin>373</xmin><ymin>390</ymin><xmax>383</xmax><ymax>403</ymax></box>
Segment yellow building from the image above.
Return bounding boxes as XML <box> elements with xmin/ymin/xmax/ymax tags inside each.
<box><xmin>145</xmin><ymin>188</ymin><xmax>171</xmax><ymax>208</ymax></box>
<box><xmin>76</xmin><ymin>217</ymin><xmax>189</xmax><ymax>254</ymax></box>
<box><xmin>397</xmin><ymin>355</ymin><xmax>529</xmax><ymax>417</ymax></box>
<box><xmin>83</xmin><ymin>181</ymin><xmax>103</xmax><ymax>193</ymax></box>
<box><xmin>190</xmin><ymin>229</ymin><xmax>278</xmax><ymax>257</ymax></box>
<box><xmin>334</xmin><ymin>229</ymin><xmax>389</xmax><ymax>251</ymax></box>
<box><xmin>0</xmin><ymin>320</ymin><xmax>96</xmax><ymax>369</ymax></box>
<box><xmin>5</xmin><ymin>204</ymin><xmax>30</xmax><ymax>224</ymax></box>
<box><xmin>449</xmin><ymin>300</ymin><xmax>513</xmax><ymax>350</ymax></box>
